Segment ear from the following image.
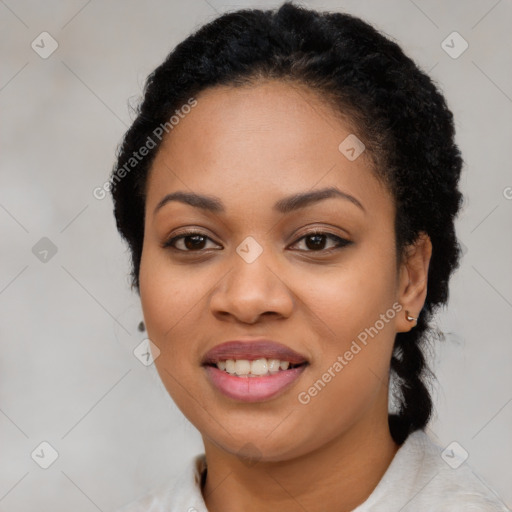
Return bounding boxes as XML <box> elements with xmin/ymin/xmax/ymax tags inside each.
<box><xmin>396</xmin><ymin>232</ymin><xmax>432</xmax><ymax>333</ymax></box>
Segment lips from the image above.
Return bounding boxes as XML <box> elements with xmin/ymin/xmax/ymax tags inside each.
<box><xmin>201</xmin><ymin>339</ymin><xmax>308</xmax><ymax>366</ymax></box>
<box><xmin>201</xmin><ymin>339</ymin><xmax>309</xmax><ymax>402</ymax></box>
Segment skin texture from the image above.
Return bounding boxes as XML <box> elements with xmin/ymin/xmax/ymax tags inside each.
<box><xmin>139</xmin><ymin>80</ymin><xmax>432</xmax><ymax>512</ymax></box>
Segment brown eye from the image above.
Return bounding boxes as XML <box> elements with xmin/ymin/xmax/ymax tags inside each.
<box><xmin>304</xmin><ymin>233</ymin><xmax>328</xmax><ymax>250</ymax></box>
<box><xmin>182</xmin><ymin>234</ymin><xmax>207</xmax><ymax>250</ymax></box>
<box><xmin>291</xmin><ymin>232</ymin><xmax>352</xmax><ymax>252</ymax></box>
<box><xmin>163</xmin><ymin>231</ymin><xmax>221</xmax><ymax>252</ymax></box>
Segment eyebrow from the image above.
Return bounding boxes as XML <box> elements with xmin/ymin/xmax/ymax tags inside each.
<box><xmin>153</xmin><ymin>186</ymin><xmax>365</xmax><ymax>216</ymax></box>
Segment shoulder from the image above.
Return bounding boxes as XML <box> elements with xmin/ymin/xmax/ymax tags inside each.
<box><xmin>113</xmin><ymin>454</ymin><xmax>208</xmax><ymax>512</ymax></box>
<box><xmin>362</xmin><ymin>429</ymin><xmax>510</xmax><ymax>512</ymax></box>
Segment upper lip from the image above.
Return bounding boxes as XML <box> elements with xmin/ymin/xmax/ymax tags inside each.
<box><xmin>202</xmin><ymin>339</ymin><xmax>308</xmax><ymax>365</ymax></box>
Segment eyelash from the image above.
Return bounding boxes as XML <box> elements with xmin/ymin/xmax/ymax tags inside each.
<box><xmin>162</xmin><ymin>229</ymin><xmax>352</xmax><ymax>254</ymax></box>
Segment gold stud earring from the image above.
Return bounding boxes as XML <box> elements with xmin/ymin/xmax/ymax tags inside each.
<box><xmin>405</xmin><ymin>310</ymin><xmax>418</xmax><ymax>322</ymax></box>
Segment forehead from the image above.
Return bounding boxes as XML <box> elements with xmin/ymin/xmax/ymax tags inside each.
<box><xmin>146</xmin><ymin>80</ymin><xmax>392</xmax><ymax>216</ymax></box>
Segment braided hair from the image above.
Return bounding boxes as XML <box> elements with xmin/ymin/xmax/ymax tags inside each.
<box><xmin>110</xmin><ymin>2</ymin><xmax>464</xmax><ymax>445</ymax></box>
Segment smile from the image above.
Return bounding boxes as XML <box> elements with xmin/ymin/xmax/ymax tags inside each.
<box><xmin>201</xmin><ymin>339</ymin><xmax>309</xmax><ymax>402</ymax></box>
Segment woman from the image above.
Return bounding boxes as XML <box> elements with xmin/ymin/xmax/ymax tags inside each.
<box><xmin>110</xmin><ymin>2</ymin><xmax>509</xmax><ymax>511</ymax></box>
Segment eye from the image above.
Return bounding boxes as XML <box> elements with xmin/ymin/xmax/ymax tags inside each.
<box><xmin>162</xmin><ymin>229</ymin><xmax>352</xmax><ymax>253</ymax></box>
<box><xmin>290</xmin><ymin>231</ymin><xmax>352</xmax><ymax>252</ymax></box>
<box><xmin>162</xmin><ymin>230</ymin><xmax>221</xmax><ymax>252</ymax></box>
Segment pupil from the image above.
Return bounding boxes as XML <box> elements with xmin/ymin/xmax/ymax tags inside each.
<box><xmin>306</xmin><ymin>234</ymin><xmax>325</xmax><ymax>250</ymax></box>
<box><xmin>185</xmin><ymin>235</ymin><xmax>205</xmax><ymax>250</ymax></box>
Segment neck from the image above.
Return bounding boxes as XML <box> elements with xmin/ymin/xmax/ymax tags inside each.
<box><xmin>201</xmin><ymin>411</ymin><xmax>400</xmax><ymax>512</ymax></box>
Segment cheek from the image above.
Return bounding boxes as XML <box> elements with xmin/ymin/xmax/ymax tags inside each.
<box><xmin>294</xmin><ymin>246</ymin><xmax>399</xmax><ymax>404</ymax></box>
<box><xmin>139</xmin><ymin>244</ymin><xmax>227</xmax><ymax>390</ymax></box>
<box><xmin>298</xmin><ymin>251</ymin><xmax>398</xmax><ymax>343</ymax></box>
<box><xmin>138</xmin><ymin>250</ymin><xmax>209</xmax><ymax>418</ymax></box>
<box><xmin>139</xmin><ymin>241</ymin><xmax>209</xmax><ymax>320</ymax></box>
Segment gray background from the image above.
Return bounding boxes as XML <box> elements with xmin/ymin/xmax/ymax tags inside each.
<box><xmin>1</xmin><ymin>0</ymin><xmax>511</xmax><ymax>510</ymax></box>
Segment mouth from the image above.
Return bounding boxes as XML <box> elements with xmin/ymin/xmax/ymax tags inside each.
<box><xmin>201</xmin><ymin>339</ymin><xmax>309</xmax><ymax>402</ymax></box>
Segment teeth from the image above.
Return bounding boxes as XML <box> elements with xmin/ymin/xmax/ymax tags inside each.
<box><xmin>250</xmin><ymin>358</ymin><xmax>267</xmax><ymax>375</ymax></box>
<box><xmin>267</xmin><ymin>359</ymin><xmax>280</xmax><ymax>373</ymax></box>
<box><xmin>215</xmin><ymin>358</ymin><xmax>300</xmax><ymax>377</ymax></box>
<box><xmin>235</xmin><ymin>359</ymin><xmax>251</xmax><ymax>376</ymax></box>
<box><xmin>225</xmin><ymin>360</ymin><xmax>236</xmax><ymax>374</ymax></box>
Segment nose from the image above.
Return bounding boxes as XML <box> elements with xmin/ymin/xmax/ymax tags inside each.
<box><xmin>209</xmin><ymin>248</ymin><xmax>294</xmax><ymax>324</ymax></box>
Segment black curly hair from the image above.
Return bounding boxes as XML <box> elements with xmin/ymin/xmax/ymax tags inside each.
<box><xmin>110</xmin><ymin>1</ymin><xmax>464</xmax><ymax>445</ymax></box>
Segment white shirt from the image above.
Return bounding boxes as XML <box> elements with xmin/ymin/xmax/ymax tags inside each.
<box><xmin>116</xmin><ymin>430</ymin><xmax>510</xmax><ymax>511</ymax></box>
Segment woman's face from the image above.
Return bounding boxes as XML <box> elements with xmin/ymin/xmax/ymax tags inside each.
<box><xmin>139</xmin><ymin>80</ymin><xmax>424</xmax><ymax>461</ymax></box>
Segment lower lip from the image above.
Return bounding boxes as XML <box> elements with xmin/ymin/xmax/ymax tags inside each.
<box><xmin>203</xmin><ymin>364</ymin><xmax>307</xmax><ymax>403</ymax></box>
